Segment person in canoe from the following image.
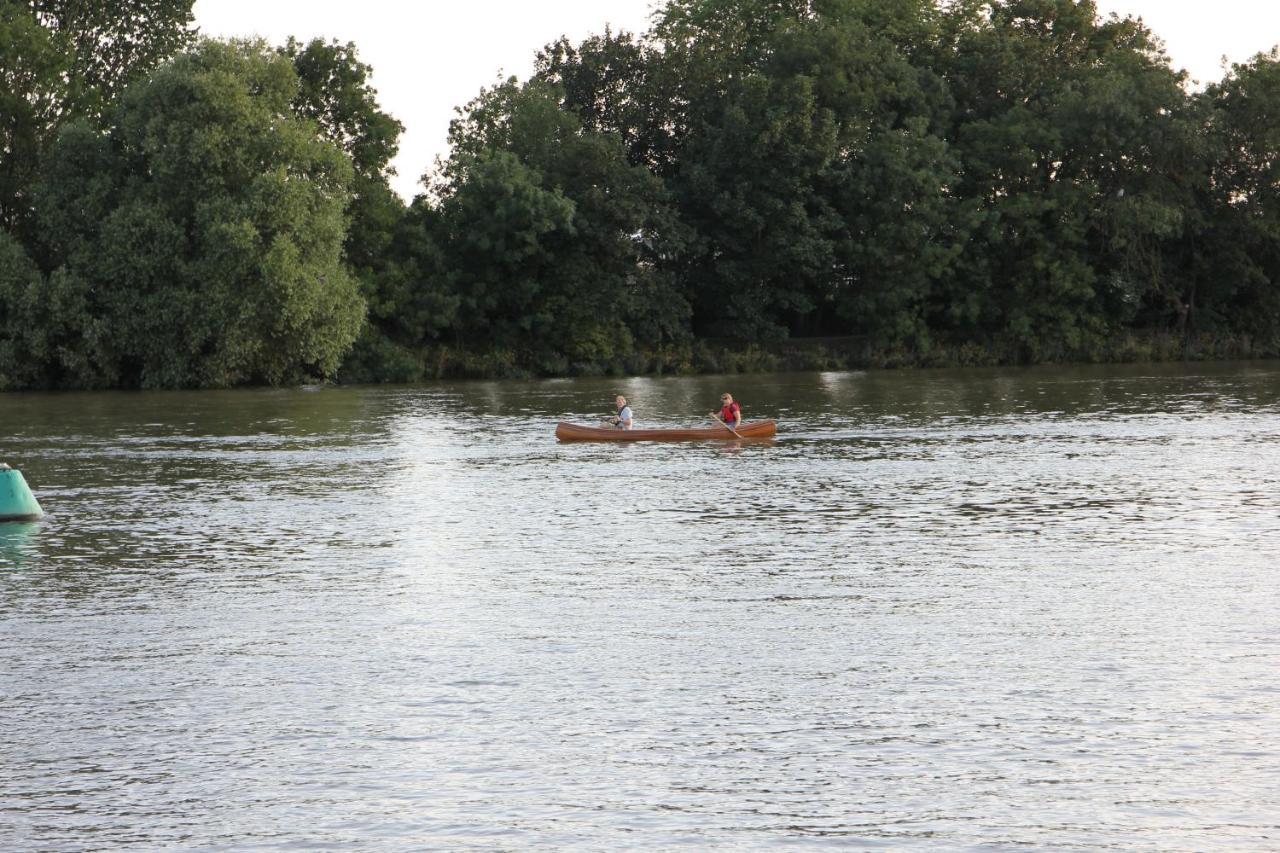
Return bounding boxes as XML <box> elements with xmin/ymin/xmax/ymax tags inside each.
<box><xmin>711</xmin><ymin>393</ymin><xmax>742</xmax><ymax>433</ymax></box>
<box><xmin>603</xmin><ymin>395</ymin><xmax>634</xmax><ymax>430</ymax></box>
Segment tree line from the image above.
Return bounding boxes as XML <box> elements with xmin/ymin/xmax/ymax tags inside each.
<box><xmin>3</xmin><ymin>0</ymin><xmax>1280</xmax><ymax>389</ymax></box>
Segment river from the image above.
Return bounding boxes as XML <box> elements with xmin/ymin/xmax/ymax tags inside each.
<box><xmin>2</xmin><ymin>363</ymin><xmax>1277</xmax><ymax>850</ymax></box>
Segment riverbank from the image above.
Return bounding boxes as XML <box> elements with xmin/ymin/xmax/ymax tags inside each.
<box><xmin>335</xmin><ymin>331</ymin><xmax>1280</xmax><ymax>384</ymax></box>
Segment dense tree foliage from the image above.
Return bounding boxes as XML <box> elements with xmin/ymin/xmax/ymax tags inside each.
<box><xmin>280</xmin><ymin>36</ymin><xmax>405</xmax><ymax>271</ymax></box>
<box><xmin>381</xmin><ymin>0</ymin><xmax>1280</xmax><ymax>376</ymax></box>
<box><xmin>438</xmin><ymin>79</ymin><xmax>687</xmax><ymax>366</ymax></box>
<box><xmin>1194</xmin><ymin>52</ymin><xmax>1280</xmax><ymax>336</ymax></box>
<box><xmin>0</xmin><ymin>0</ymin><xmax>195</xmax><ymax>238</ymax></box>
<box><xmin>277</xmin><ymin>37</ymin><xmax>419</xmax><ymax>377</ymax></box>
<box><xmin>6</xmin><ymin>0</ymin><xmax>1280</xmax><ymax>389</ymax></box>
<box><xmin>0</xmin><ymin>230</ymin><xmax>48</xmax><ymax>387</ymax></box>
<box><xmin>1</xmin><ymin>40</ymin><xmax>363</xmax><ymax>389</ymax></box>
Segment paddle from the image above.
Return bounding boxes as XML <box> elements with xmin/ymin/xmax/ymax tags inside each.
<box><xmin>710</xmin><ymin>414</ymin><xmax>743</xmax><ymax>438</ymax></box>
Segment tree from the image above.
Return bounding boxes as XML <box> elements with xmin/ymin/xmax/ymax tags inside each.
<box><xmin>27</xmin><ymin>0</ymin><xmax>197</xmax><ymax>120</ymax></box>
<box><xmin>0</xmin><ymin>230</ymin><xmax>46</xmax><ymax>389</ymax></box>
<box><xmin>0</xmin><ymin>7</ymin><xmax>65</xmax><ymax>235</ymax></box>
<box><xmin>32</xmin><ymin>39</ymin><xmax>364</xmax><ymax>389</ymax></box>
<box><xmin>1192</xmin><ymin>51</ymin><xmax>1280</xmax><ymax>339</ymax></box>
<box><xmin>279</xmin><ymin>36</ymin><xmax>406</xmax><ymax>275</ymax></box>
<box><xmin>640</xmin><ymin>0</ymin><xmax>961</xmax><ymax>342</ymax></box>
<box><xmin>436</xmin><ymin>147</ymin><xmax>576</xmax><ymax>353</ymax></box>
<box><xmin>934</xmin><ymin>0</ymin><xmax>1192</xmax><ymax>356</ymax></box>
<box><xmin>534</xmin><ymin>29</ymin><xmax>675</xmax><ymax>171</ymax></box>
<box><xmin>672</xmin><ymin>71</ymin><xmax>841</xmax><ymax>339</ymax></box>
<box><xmin>436</xmin><ymin>78</ymin><xmax>687</xmax><ymax>367</ymax></box>
<box><xmin>276</xmin><ymin>36</ymin><xmax>469</xmax><ymax>379</ymax></box>
<box><xmin>0</xmin><ymin>0</ymin><xmax>195</xmax><ymax>240</ymax></box>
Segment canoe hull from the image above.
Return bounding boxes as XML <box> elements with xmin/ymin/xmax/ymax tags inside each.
<box><xmin>556</xmin><ymin>419</ymin><xmax>777</xmax><ymax>442</ymax></box>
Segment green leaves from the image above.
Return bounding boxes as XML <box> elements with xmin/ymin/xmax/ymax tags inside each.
<box><xmin>428</xmin><ymin>76</ymin><xmax>684</xmax><ymax>364</ymax></box>
<box><xmin>9</xmin><ymin>0</ymin><xmax>1280</xmax><ymax>387</ymax></box>
<box><xmin>0</xmin><ymin>1</ymin><xmax>195</xmax><ymax>237</ymax></box>
<box><xmin>281</xmin><ymin>37</ymin><xmax>404</xmax><ymax>182</ymax></box>
<box><xmin>1192</xmin><ymin>51</ymin><xmax>1280</xmax><ymax>336</ymax></box>
<box><xmin>371</xmin><ymin>0</ymin><xmax>1280</xmax><ymax>372</ymax></box>
<box><xmin>932</xmin><ymin>0</ymin><xmax>1195</xmax><ymax>353</ymax></box>
<box><xmin>29</xmin><ymin>39</ymin><xmax>364</xmax><ymax>388</ymax></box>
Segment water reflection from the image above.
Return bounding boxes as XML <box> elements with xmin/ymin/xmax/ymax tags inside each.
<box><xmin>0</xmin><ymin>520</ymin><xmax>39</xmax><ymax>566</ymax></box>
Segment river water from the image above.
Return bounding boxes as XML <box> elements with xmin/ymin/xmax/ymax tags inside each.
<box><xmin>2</xmin><ymin>363</ymin><xmax>1277</xmax><ymax>850</ymax></box>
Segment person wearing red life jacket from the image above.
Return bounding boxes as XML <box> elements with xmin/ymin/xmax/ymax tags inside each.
<box><xmin>711</xmin><ymin>393</ymin><xmax>742</xmax><ymax>432</ymax></box>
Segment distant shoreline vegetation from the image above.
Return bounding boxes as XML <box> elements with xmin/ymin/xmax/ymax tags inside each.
<box><xmin>4</xmin><ymin>1</ymin><xmax>1280</xmax><ymax>390</ymax></box>
<box><xmin>335</xmin><ymin>332</ymin><xmax>1280</xmax><ymax>383</ymax></box>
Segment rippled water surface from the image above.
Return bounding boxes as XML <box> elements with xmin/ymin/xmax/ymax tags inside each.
<box><xmin>2</xmin><ymin>363</ymin><xmax>1278</xmax><ymax>850</ymax></box>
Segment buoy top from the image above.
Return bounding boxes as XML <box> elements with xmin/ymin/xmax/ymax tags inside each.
<box><xmin>0</xmin><ymin>467</ymin><xmax>43</xmax><ymax>521</ymax></box>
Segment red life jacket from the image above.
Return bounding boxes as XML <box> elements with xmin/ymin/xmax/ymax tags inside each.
<box><xmin>720</xmin><ymin>402</ymin><xmax>741</xmax><ymax>423</ymax></box>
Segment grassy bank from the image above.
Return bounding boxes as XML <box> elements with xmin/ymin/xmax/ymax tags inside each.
<box><xmin>335</xmin><ymin>332</ymin><xmax>1280</xmax><ymax>384</ymax></box>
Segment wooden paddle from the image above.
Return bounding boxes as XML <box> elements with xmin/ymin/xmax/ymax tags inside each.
<box><xmin>710</xmin><ymin>414</ymin><xmax>744</xmax><ymax>438</ymax></box>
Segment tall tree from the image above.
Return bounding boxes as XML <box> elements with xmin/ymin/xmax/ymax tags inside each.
<box><xmin>1193</xmin><ymin>51</ymin><xmax>1280</xmax><ymax>338</ymax></box>
<box><xmin>0</xmin><ymin>0</ymin><xmax>195</xmax><ymax>238</ymax></box>
<box><xmin>29</xmin><ymin>39</ymin><xmax>364</xmax><ymax>389</ymax></box>
<box><xmin>27</xmin><ymin>0</ymin><xmax>196</xmax><ymax>119</ymax></box>
<box><xmin>281</xmin><ymin>37</ymin><xmax>403</xmax><ymax>182</ymax></box>
<box><xmin>935</xmin><ymin>0</ymin><xmax>1191</xmax><ymax>356</ymax></box>
<box><xmin>280</xmin><ymin>36</ymin><xmax>407</xmax><ymax>275</ymax></box>
<box><xmin>277</xmin><ymin>37</ymin><xmax>442</xmax><ymax>376</ymax></box>
<box><xmin>436</xmin><ymin>78</ymin><xmax>687</xmax><ymax>366</ymax></box>
<box><xmin>644</xmin><ymin>0</ymin><xmax>959</xmax><ymax>342</ymax></box>
<box><xmin>0</xmin><ymin>230</ymin><xmax>48</xmax><ymax>389</ymax></box>
<box><xmin>534</xmin><ymin>29</ymin><xmax>676</xmax><ymax>172</ymax></box>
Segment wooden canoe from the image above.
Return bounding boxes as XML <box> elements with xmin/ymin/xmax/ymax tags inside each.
<box><xmin>556</xmin><ymin>419</ymin><xmax>777</xmax><ymax>442</ymax></box>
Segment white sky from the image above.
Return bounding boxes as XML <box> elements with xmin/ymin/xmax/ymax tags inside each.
<box><xmin>194</xmin><ymin>0</ymin><xmax>1280</xmax><ymax>200</ymax></box>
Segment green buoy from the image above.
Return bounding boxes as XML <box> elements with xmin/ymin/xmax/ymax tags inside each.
<box><xmin>0</xmin><ymin>464</ymin><xmax>43</xmax><ymax>522</ymax></box>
